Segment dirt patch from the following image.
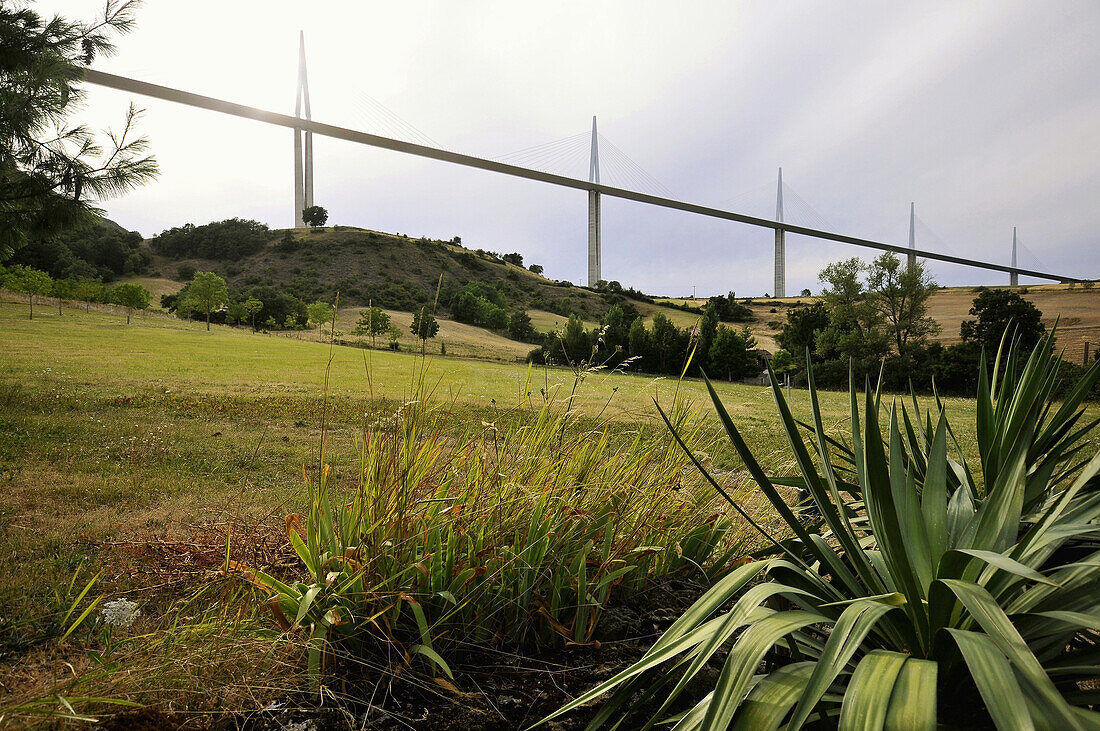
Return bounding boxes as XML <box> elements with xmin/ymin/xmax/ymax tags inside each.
<box><xmin>100</xmin><ymin>578</ymin><xmax>712</xmax><ymax>730</ymax></box>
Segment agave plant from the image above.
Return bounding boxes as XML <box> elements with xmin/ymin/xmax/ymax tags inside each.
<box><xmin>541</xmin><ymin>333</ymin><xmax>1100</xmax><ymax>729</ymax></box>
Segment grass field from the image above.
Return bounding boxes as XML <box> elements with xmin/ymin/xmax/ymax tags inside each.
<box><xmin>3</xmin><ymin>297</ymin><xmax>1094</xmax><ymax>722</ymax></box>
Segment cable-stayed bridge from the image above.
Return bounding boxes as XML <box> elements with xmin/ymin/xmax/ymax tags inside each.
<box><xmin>80</xmin><ymin>35</ymin><xmax>1090</xmax><ymax>290</ymax></box>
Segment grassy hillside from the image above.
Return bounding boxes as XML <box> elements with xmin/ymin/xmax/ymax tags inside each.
<box><xmin>149</xmin><ymin>226</ymin><xmax>612</xmax><ymax>322</ymax></box>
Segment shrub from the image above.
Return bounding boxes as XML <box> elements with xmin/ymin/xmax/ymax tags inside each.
<box><xmin>545</xmin><ymin>335</ymin><xmax>1100</xmax><ymax>728</ymax></box>
<box><xmin>239</xmin><ymin>378</ymin><xmax>748</xmax><ymax>687</ymax></box>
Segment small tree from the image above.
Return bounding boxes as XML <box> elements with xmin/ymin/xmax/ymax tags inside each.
<box><xmin>707</xmin><ymin>325</ymin><xmax>758</xmax><ymax>381</ymax></box>
<box><xmin>502</xmin><ymin>252</ymin><xmax>523</xmax><ymax>267</ymax></box>
<box><xmin>7</xmin><ymin>265</ymin><xmax>53</xmax><ymax>319</ymax></box>
<box><xmin>528</xmin><ymin>264</ymin><xmax>544</xmax><ymax>276</ymax></box>
<box><xmin>226</xmin><ymin>300</ymin><xmax>248</xmax><ymax>326</ymax></box>
<box><xmin>307</xmin><ymin>301</ymin><xmax>335</xmax><ymax>338</ymax></box>
<box><xmin>109</xmin><ymin>282</ymin><xmax>150</xmax><ymax>324</ymax></box>
<box><xmin>244</xmin><ymin>297</ymin><xmax>263</xmax><ymax>332</ymax></box>
<box><xmin>73</xmin><ymin>278</ymin><xmax>102</xmax><ymax>312</ymax></box>
<box><xmin>410</xmin><ymin>306</ymin><xmax>439</xmax><ymax>352</ymax></box>
<box><xmin>185</xmin><ymin>271</ymin><xmax>229</xmax><ymax>331</ymax></box>
<box><xmin>800</xmin><ymin>288</ymin><xmax>812</xmax><ymax>297</ymax></box>
<box><xmin>53</xmin><ymin>277</ymin><xmax>78</xmax><ymax>314</ymax></box>
<box><xmin>353</xmin><ymin>306</ymin><xmax>390</xmax><ymax>347</ymax></box>
<box><xmin>867</xmin><ymin>251</ymin><xmax>939</xmax><ymax>353</ymax></box>
<box><xmin>302</xmin><ymin>206</ymin><xmax>328</xmax><ymax>229</ymax></box>
<box><xmin>387</xmin><ymin>323</ymin><xmax>402</xmax><ymax>351</ymax></box>
<box><xmin>961</xmin><ymin>288</ymin><xmax>1045</xmax><ymax>353</ymax></box>
<box><xmin>508</xmin><ymin>310</ymin><xmax>535</xmax><ymax>342</ymax></box>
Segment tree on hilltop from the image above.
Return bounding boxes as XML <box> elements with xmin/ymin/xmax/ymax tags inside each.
<box><xmin>302</xmin><ymin>206</ymin><xmax>328</xmax><ymax>229</ymax></box>
<box><xmin>867</xmin><ymin>252</ymin><xmax>939</xmax><ymax>353</ymax></box>
<box><xmin>109</xmin><ymin>282</ymin><xmax>150</xmax><ymax>324</ymax></box>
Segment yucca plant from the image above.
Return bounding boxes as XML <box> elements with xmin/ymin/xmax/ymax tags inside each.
<box><xmin>541</xmin><ymin>332</ymin><xmax>1100</xmax><ymax>729</ymax></box>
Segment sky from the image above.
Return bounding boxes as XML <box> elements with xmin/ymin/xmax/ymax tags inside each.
<box><xmin>48</xmin><ymin>0</ymin><xmax>1100</xmax><ymax>296</ymax></box>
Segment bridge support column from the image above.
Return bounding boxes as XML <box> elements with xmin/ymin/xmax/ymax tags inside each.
<box><xmin>907</xmin><ymin>202</ymin><xmax>917</xmax><ymax>270</ymax></box>
<box><xmin>1010</xmin><ymin>227</ymin><xmax>1019</xmax><ymax>287</ymax></box>
<box><xmin>293</xmin><ymin>31</ymin><xmax>313</xmax><ymax>227</ymax></box>
<box><xmin>588</xmin><ymin>116</ymin><xmax>601</xmax><ymax>286</ymax></box>
<box><xmin>774</xmin><ymin>168</ymin><xmax>785</xmax><ymax>298</ymax></box>
<box><xmin>588</xmin><ymin>191</ymin><xmax>601</xmax><ymax>285</ymax></box>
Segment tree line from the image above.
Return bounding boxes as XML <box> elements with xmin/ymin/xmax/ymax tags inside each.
<box><xmin>772</xmin><ymin>251</ymin><xmax>1096</xmax><ymax>396</ymax></box>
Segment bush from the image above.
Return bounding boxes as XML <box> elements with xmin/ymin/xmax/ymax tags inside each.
<box><xmin>546</xmin><ymin>337</ymin><xmax>1100</xmax><ymax>728</ymax></box>
<box><xmin>241</xmin><ymin>383</ymin><xmax>742</xmax><ymax>686</ymax></box>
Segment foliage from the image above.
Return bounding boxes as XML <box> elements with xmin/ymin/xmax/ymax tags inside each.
<box><xmin>707</xmin><ymin>326</ymin><xmax>759</xmax><ymax>381</ymax></box>
<box><xmin>528</xmin><ymin>263</ymin><xmax>544</xmax><ymax>275</ymax></box>
<box><xmin>546</xmin><ymin>335</ymin><xmax>1100</xmax><ymax>729</ymax></box>
<box><xmin>184</xmin><ymin>271</ymin><xmax>229</xmax><ymax>331</ymax></box>
<box><xmin>306</xmin><ymin>301</ymin><xmax>334</xmax><ymax>337</ymax></box>
<box><xmin>962</xmin><ymin>288</ymin><xmax>1046</xmax><ymax>353</ymax></box>
<box><xmin>150</xmin><ymin>219</ymin><xmax>271</xmax><ymax>260</ymax></box>
<box><xmin>507</xmin><ymin>309</ymin><xmax>536</xmax><ymax>342</ymax></box>
<box><xmin>352</xmin><ymin>306</ymin><xmax>390</xmax><ymax>346</ymax></box>
<box><xmin>708</xmin><ymin>292</ymin><xmax>753</xmax><ymax>322</ymax></box>
<box><xmin>450</xmin><ymin>282</ymin><xmax>508</xmax><ymax>331</ymax></box>
<box><xmin>770</xmin><ymin>348</ymin><xmax>796</xmax><ymax>375</ymax></box>
<box><xmin>410</xmin><ymin>306</ymin><xmax>439</xmax><ymax>344</ymax></box>
<box><xmin>108</xmin><ymin>282</ymin><xmax>148</xmax><ymax>324</ymax></box>
<box><xmin>776</xmin><ymin>301</ymin><xmax>829</xmax><ymax>368</ymax></box>
<box><xmin>11</xmin><ymin>216</ymin><xmax>149</xmax><ymax>281</ymax></box>
<box><xmin>502</xmin><ymin>252</ymin><xmax>523</xmax><ymax>267</ymax></box>
<box><xmin>4</xmin><ymin>264</ymin><xmax>53</xmax><ymax>318</ymax></box>
<box><xmin>238</xmin><ymin>373</ymin><xmax>748</xmax><ymax>688</ymax></box>
<box><xmin>0</xmin><ymin>1</ymin><xmax>157</xmax><ymax>261</ymax></box>
<box><xmin>867</xmin><ymin>252</ymin><xmax>940</xmax><ymax>352</ymax></box>
<box><xmin>301</xmin><ymin>206</ymin><xmax>328</xmax><ymax>229</ymax></box>
<box><xmin>816</xmin><ymin>257</ymin><xmax>890</xmax><ymax>363</ymax></box>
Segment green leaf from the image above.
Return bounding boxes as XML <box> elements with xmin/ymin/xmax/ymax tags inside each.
<box><xmin>940</xmin><ymin>579</ymin><xmax>1080</xmax><ymax>729</ymax></box>
<box><xmin>837</xmin><ymin>650</ymin><xmax>907</xmax><ymax>731</ymax></box>
<box><xmin>787</xmin><ymin>600</ymin><xmax>898</xmax><ymax>730</ymax></box>
<box><xmin>883</xmin><ymin>656</ymin><xmax>937</xmax><ymax>730</ymax></box>
<box><xmin>701</xmin><ymin>611</ymin><xmax>825</xmax><ymax>731</ymax></box>
<box><xmin>948</xmin><ymin>629</ymin><xmax>1034</xmax><ymax>731</ymax></box>
<box><xmin>411</xmin><ymin>643</ymin><xmax>454</xmax><ymax>679</ymax></box>
<box><xmin>950</xmin><ymin>548</ymin><xmax>1060</xmax><ymax>588</ymax></box>
<box><xmin>731</xmin><ymin>662</ymin><xmax>815</xmax><ymax>730</ymax></box>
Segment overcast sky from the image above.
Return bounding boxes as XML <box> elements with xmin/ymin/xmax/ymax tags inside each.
<box><xmin>52</xmin><ymin>0</ymin><xmax>1100</xmax><ymax>296</ymax></box>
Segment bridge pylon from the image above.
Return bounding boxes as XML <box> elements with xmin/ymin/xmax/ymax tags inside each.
<box><xmin>907</xmin><ymin>202</ymin><xmax>916</xmax><ymax>270</ymax></box>
<box><xmin>588</xmin><ymin>116</ymin><xmax>601</xmax><ymax>286</ymax></box>
<box><xmin>293</xmin><ymin>31</ymin><xmax>314</xmax><ymax>228</ymax></box>
<box><xmin>774</xmin><ymin>168</ymin><xmax>785</xmax><ymax>298</ymax></box>
<box><xmin>1011</xmin><ymin>227</ymin><xmax>1018</xmax><ymax>287</ymax></box>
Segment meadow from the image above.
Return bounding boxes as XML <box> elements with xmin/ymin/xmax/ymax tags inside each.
<box><xmin>4</xmin><ymin>298</ymin><xmax>1089</xmax><ymax>726</ymax></box>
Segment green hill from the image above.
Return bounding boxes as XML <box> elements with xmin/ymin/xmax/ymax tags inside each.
<box><xmin>148</xmin><ymin>224</ymin><xmax>614</xmax><ymax>322</ymax></box>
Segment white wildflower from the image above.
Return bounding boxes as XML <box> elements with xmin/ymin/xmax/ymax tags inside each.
<box><xmin>101</xmin><ymin>598</ymin><xmax>140</xmax><ymax>628</ymax></box>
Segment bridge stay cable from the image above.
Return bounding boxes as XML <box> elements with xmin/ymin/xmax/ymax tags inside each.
<box><xmin>79</xmin><ymin>67</ymin><xmax>1085</xmax><ymax>284</ymax></box>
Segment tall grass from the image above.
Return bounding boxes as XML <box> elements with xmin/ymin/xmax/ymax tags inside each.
<box><xmin>239</xmin><ymin>361</ymin><xmax>759</xmax><ymax>684</ymax></box>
